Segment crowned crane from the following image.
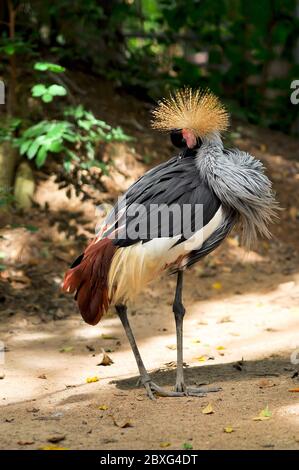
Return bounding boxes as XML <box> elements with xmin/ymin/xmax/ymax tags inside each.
<box><xmin>63</xmin><ymin>88</ymin><xmax>277</xmax><ymax>399</ymax></box>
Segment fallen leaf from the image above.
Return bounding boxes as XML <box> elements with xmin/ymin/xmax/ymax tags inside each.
<box><xmin>26</xmin><ymin>407</ymin><xmax>39</xmax><ymax>413</ymax></box>
<box><xmin>166</xmin><ymin>344</ymin><xmax>176</xmax><ymax>350</ymax></box>
<box><xmin>160</xmin><ymin>442</ymin><xmax>171</xmax><ymax>448</ymax></box>
<box><xmin>202</xmin><ymin>403</ymin><xmax>214</xmax><ymax>415</ymax></box>
<box><xmin>288</xmin><ymin>388</ymin><xmax>299</xmax><ymax>392</ymax></box>
<box><xmin>224</xmin><ymin>426</ymin><xmax>234</xmax><ymax>433</ymax></box>
<box><xmin>59</xmin><ymin>346</ymin><xmax>73</xmax><ymax>353</ymax></box>
<box><xmin>97</xmin><ymin>349</ymin><xmax>113</xmax><ymax>366</ymax></box>
<box><xmin>101</xmin><ymin>334</ymin><xmax>119</xmax><ymax>340</ymax></box>
<box><xmin>40</xmin><ymin>445</ymin><xmax>69</xmax><ymax>450</ymax></box>
<box><xmin>258</xmin><ymin>379</ymin><xmax>275</xmax><ymax>389</ymax></box>
<box><xmin>98</xmin><ymin>405</ymin><xmax>109</xmax><ymax>410</ymax></box>
<box><xmin>111</xmin><ymin>416</ymin><xmax>133</xmax><ymax>428</ymax></box>
<box><xmin>86</xmin><ymin>376</ymin><xmax>99</xmax><ymax>383</ymax></box>
<box><xmin>216</xmin><ymin>346</ymin><xmax>225</xmax><ymax>351</ymax></box>
<box><xmin>195</xmin><ymin>355</ymin><xmax>207</xmax><ymax>362</ymax></box>
<box><xmin>17</xmin><ymin>440</ymin><xmax>34</xmax><ymax>445</ymax></box>
<box><xmin>38</xmin><ymin>374</ymin><xmax>47</xmax><ymax>380</ymax></box>
<box><xmin>191</xmin><ymin>339</ymin><xmax>201</xmax><ymax>344</ymax></box>
<box><xmin>47</xmin><ymin>434</ymin><xmax>66</xmax><ymax>443</ymax></box>
<box><xmin>253</xmin><ymin>405</ymin><xmax>272</xmax><ymax>421</ymax></box>
<box><xmin>212</xmin><ymin>282</ymin><xmax>222</xmax><ymax>290</ymax></box>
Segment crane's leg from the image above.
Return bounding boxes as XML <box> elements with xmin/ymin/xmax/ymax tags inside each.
<box><xmin>116</xmin><ymin>304</ymin><xmax>205</xmax><ymax>399</ymax></box>
<box><xmin>173</xmin><ymin>270</ymin><xmax>221</xmax><ymax>395</ymax></box>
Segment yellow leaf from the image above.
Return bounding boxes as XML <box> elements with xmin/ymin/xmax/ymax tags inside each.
<box><xmin>40</xmin><ymin>445</ymin><xmax>69</xmax><ymax>450</ymax></box>
<box><xmin>160</xmin><ymin>442</ymin><xmax>171</xmax><ymax>448</ymax></box>
<box><xmin>98</xmin><ymin>405</ymin><xmax>109</xmax><ymax>410</ymax></box>
<box><xmin>212</xmin><ymin>282</ymin><xmax>222</xmax><ymax>290</ymax></box>
<box><xmin>59</xmin><ymin>346</ymin><xmax>73</xmax><ymax>353</ymax></box>
<box><xmin>166</xmin><ymin>344</ymin><xmax>176</xmax><ymax>350</ymax></box>
<box><xmin>86</xmin><ymin>376</ymin><xmax>99</xmax><ymax>383</ymax></box>
<box><xmin>202</xmin><ymin>403</ymin><xmax>214</xmax><ymax>414</ymax></box>
<box><xmin>192</xmin><ymin>339</ymin><xmax>201</xmax><ymax>344</ymax></box>
<box><xmin>224</xmin><ymin>426</ymin><xmax>234</xmax><ymax>433</ymax></box>
<box><xmin>216</xmin><ymin>346</ymin><xmax>225</xmax><ymax>350</ymax></box>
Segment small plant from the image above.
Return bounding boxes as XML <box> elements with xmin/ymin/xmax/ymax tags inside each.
<box><xmin>15</xmin><ymin>63</ymin><xmax>132</xmax><ymax>173</ymax></box>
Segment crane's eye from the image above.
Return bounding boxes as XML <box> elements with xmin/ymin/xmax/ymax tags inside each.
<box><xmin>170</xmin><ymin>130</ymin><xmax>186</xmax><ymax>148</ymax></box>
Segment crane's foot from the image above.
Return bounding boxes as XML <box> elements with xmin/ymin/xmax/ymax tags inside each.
<box><xmin>174</xmin><ymin>381</ymin><xmax>221</xmax><ymax>396</ymax></box>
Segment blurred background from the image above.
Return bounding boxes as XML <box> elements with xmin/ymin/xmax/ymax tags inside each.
<box><xmin>0</xmin><ymin>0</ymin><xmax>299</xmax><ymax>451</ymax></box>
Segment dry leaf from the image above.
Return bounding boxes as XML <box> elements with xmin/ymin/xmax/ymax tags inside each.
<box><xmin>111</xmin><ymin>416</ymin><xmax>133</xmax><ymax>428</ymax></box>
<box><xmin>97</xmin><ymin>349</ymin><xmax>113</xmax><ymax>366</ymax></box>
<box><xmin>253</xmin><ymin>405</ymin><xmax>272</xmax><ymax>421</ymax></box>
<box><xmin>47</xmin><ymin>434</ymin><xmax>66</xmax><ymax>443</ymax></box>
<box><xmin>216</xmin><ymin>346</ymin><xmax>225</xmax><ymax>351</ymax></box>
<box><xmin>98</xmin><ymin>405</ymin><xmax>109</xmax><ymax>410</ymax></box>
<box><xmin>166</xmin><ymin>344</ymin><xmax>176</xmax><ymax>350</ymax></box>
<box><xmin>160</xmin><ymin>442</ymin><xmax>171</xmax><ymax>448</ymax></box>
<box><xmin>288</xmin><ymin>388</ymin><xmax>299</xmax><ymax>393</ymax></box>
<box><xmin>38</xmin><ymin>374</ymin><xmax>47</xmax><ymax>379</ymax></box>
<box><xmin>258</xmin><ymin>379</ymin><xmax>275</xmax><ymax>389</ymax></box>
<box><xmin>191</xmin><ymin>339</ymin><xmax>201</xmax><ymax>344</ymax></box>
<box><xmin>18</xmin><ymin>440</ymin><xmax>35</xmax><ymax>445</ymax></box>
<box><xmin>224</xmin><ymin>426</ymin><xmax>234</xmax><ymax>433</ymax></box>
<box><xmin>86</xmin><ymin>376</ymin><xmax>99</xmax><ymax>383</ymax></box>
<box><xmin>202</xmin><ymin>403</ymin><xmax>214</xmax><ymax>414</ymax></box>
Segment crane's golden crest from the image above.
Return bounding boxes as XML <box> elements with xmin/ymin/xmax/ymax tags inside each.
<box><xmin>151</xmin><ymin>87</ymin><xmax>229</xmax><ymax>137</ymax></box>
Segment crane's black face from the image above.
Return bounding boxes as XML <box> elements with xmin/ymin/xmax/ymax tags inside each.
<box><xmin>170</xmin><ymin>130</ymin><xmax>202</xmax><ymax>150</ymax></box>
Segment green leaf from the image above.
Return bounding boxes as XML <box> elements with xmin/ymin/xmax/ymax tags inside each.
<box><xmin>27</xmin><ymin>139</ymin><xmax>40</xmax><ymax>159</ymax></box>
<box><xmin>48</xmin><ymin>84</ymin><xmax>67</xmax><ymax>96</ymax></box>
<box><xmin>49</xmin><ymin>141</ymin><xmax>63</xmax><ymax>153</ymax></box>
<box><xmin>32</xmin><ymin>84</ymin><xmax>47</xmax><ymax>97</ymax></box>
<box><xmin>20</xmin><ymin>139</ymin><xmax>32</xmax><ymax>155</ymax></box>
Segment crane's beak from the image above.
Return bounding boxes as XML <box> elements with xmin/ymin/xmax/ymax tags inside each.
<box><xmin>182</xmin><ymin>129</ymin><xmax>197</xmax><ymax>149</ymax></box>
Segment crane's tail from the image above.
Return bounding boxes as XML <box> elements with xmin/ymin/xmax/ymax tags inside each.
<box><xmin>63</xmin><ymin>238</ymin><xmax>117</xmax><ymax>325</ymax></box>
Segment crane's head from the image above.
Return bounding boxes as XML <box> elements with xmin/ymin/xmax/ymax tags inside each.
<box><xmin>151</xmin><ymin>87</ymin><xmax>229</xmax><ymax>150</ymax></box>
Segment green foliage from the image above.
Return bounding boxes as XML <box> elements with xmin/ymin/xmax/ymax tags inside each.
<box><xmin>34</xmin><ymin>62</ymin><xmax>66</xmax><ymax>73</ymax></box>
<box><xmin>1</xmin><ymin>0</ymin><xmax>298</xmax><ymax>133</ymax></box>
<box><xmin>16</xmin><ymin>108</ymin><xmax>131</xmax><ymax>171</ymax></box>
<box><xmin>13</xmin><ymin>60</ymin><xmax>132</xmax><ymax>173</ymax></box>
<box><xmin>31</xmin><ymin>83</ymin><xmax>67</xmax><ymax>102</ymax></box>
<box><xmin>0</xmin><ymin>119</ymin><xmax>21</xmax><ymax>143</ymax></box>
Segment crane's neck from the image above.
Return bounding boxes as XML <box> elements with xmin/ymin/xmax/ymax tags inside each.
<box><xmin>195</xmin><ymin>131</ymin><xmax>224</xmax><ymax>175</ymax></box>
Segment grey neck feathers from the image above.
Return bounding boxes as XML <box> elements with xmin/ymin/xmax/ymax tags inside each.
<box><xmin>195</xmin><ymin>132</ymin><xmax>278</xmax><ymax>249</ymax></box>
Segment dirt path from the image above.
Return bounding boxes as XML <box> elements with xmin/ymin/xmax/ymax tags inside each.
<box><xmin>0</xmin><ymin>84</ymin><xmax>299</xmax><ymax>449</ymax></box>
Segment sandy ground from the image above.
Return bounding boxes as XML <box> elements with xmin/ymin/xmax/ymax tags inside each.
<box><xmin>0</xmin><ymin>263</ymin><xmax>299</xmax><ymax>450</ymax></box>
